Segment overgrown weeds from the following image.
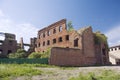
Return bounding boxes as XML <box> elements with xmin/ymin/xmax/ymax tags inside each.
<box><xmin>0</xmin><ymin>64</ymin><xmax>43</xmax><ymax>80</ymax></box>
<box><xmin>69</xmin><ymin>69</ymin><xmax>120</xmax><ymax>80</ymax></box>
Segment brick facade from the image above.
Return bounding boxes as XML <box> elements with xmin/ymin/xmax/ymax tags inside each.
<box><xmin>35</xmin><ymin>19</ymin><xmax>110</xmax><ymax>66</ymax></box>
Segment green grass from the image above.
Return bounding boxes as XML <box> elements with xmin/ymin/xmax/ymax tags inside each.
<box><xmin>0</xmin><ymin>64</ymin><xmax>43</xmax><ymax>80</ymax></box>
<box><xmin>69</xmin><ymin>69</ymin><xmax>120</xmax><ymax>80</ymax></box>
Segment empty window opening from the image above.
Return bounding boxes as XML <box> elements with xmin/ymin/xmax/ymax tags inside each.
<box><xmin>38</xmin><ymin>43</ymin><xmax>40</xmax><ymax>47</ymax></box>
<box><xmin>66</xmin><ymin>35</ymin><xmax>69</xmax><ymax>40</ymax></box>
<box><xmin>43</xmin><ymin>41</ymin><xmax>45</xmax><ymax>46</ymax></box>
<box><xmin>39</xmin><ymin>35</ymin><xmax>40</xmax><ymax>39</ymax></box>
<box><xmin>7</xmin><ymin>50</ymin><xmax>12</xmax><ymax>54</ymax></box>
<box><xmin>74</xmin><ymin>38</ymin><xmax>78</xmax><ymax>47</ymax></box>
<box><xmin>115</xmin><ymin>48</ymin><xmax>117</xmax><ymax>50</ymax></box>
<box><xmin>102</xmin><ymin>49</ymin><xmax>106</xmax><ymax>56</ymax></box>
<box><xmin>59</xmin><ymin>37</ymin><xmax>62</xmax><ymax>42</ymax></box>
<box><xmin>111</xmin><ymin>48</ymin><xmax>113</xmax><ymax>51</ymax></box>
<box><xmin>53</xmin><ymin>28</ymin><xmax>56</xmax><ymax>34</ymax></box>
<box><xmin>59</xmin><ymin>26</ymin><xmax>62</xmax><ymax>32</ymax></box>
<box><xmin>119</xmin><ymin>47</ymin><xmax>120</xmax><ymax>50</ymax></box>
<box><xmin>47</xmin><ymin>40</ymin><xmax>50</xmax><ymax>45</ymax></box>
<box><xmin>47</xmin><ymin>30</ymin><xmax>50</xmax><ymax>36</ymax></box>
<box><xmin>53</xmin><ymin>39</ymin><xmax>56</xmax><ymax>44</ymax></box>
<box><xmin>9</xmin><ymin>40</ymin><xmax>13</xmax><ymax>45</ymax></box>
<box><xmin>0</xmin><ymin>50</ymin><xmax>2</xmax><ymax>54</ymax></box>
<box><xmin>43</xmin><ymin>33</ymin><xmax>45</xmax><ymax>38</ymax></box>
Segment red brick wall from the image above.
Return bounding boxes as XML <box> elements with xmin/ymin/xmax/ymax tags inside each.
<box><xmin>49</xmin><ymin>47</ymin><xmax>96</xmax><ymax>66</ymax></box>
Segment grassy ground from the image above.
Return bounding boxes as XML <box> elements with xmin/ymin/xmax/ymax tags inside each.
<box><xmin>69</xmin><ymin>69</ymin><xmax>120</xmax><ymax>80</ymax></box>
<box><xmin>0</xmin><ymin>64</ymin><xmax>120</xmax><ymax>80</ymax></box>
<box><xmin>0</xmin><ymin>64</ymin><xmax>44</xmax><ymax>80</ymax></box>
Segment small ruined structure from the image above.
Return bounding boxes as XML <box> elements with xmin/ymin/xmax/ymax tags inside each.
<box><xmin>35</xmin><ymin>19</ymin><xmax>110</xmax><ymax>66</ymax></box>
<box><xmin>0</xmin><ymin>32</ymin><xmax>35</xmax><ymax>58</ymax></box>
<box><xmin>0</xmin><ymin>32</ymin><xmax>18</xmax><ymax>57</ymax></box>
<box><xmin>109</xmin><ymin>45</ymin><xmax>120</xmax><ymax>65</ymax></box>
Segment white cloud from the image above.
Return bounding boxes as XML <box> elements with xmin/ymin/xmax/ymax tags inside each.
<box><xmin>105</xmin><ymin>24</ymin><xmax>120</xmax><ymax>46</ymax></box>
<box><xmin>0</xmin><ymin>9</ymin><xmax>39</xmax><ymax>44</ymax></box>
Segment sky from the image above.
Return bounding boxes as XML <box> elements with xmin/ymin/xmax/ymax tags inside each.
<box><xmin>0</xmin><ymin>0</ymin><xmax>120</xmax><ymax>46</ymax></box>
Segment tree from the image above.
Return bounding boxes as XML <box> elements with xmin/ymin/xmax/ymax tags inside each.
<box><xmin>8</xmin><ymin>49</ymin><xmax>26</xmax><ymax>58</ymax></box>
<box><xmin>28</xmin><ymin>52</ymin><xmax>41</xmax><ymax>58</ymax></box>
<box><xmin>41</xmin><ymin>48</ymin><xmax>51</xmax><ymax>58</ymax></box>
<box><xmin>67</xmin><ymin>21</ymin><xmax>74</xmax><ymax>32</ymax></box>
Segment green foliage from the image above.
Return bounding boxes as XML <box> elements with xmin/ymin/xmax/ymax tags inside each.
<box><xmin>0</xmin><ymin>64</ymin><xmax>42</xmax><ymax>80</ymax></box>
<box><xmin>41</xmin><ymin>48</ymin><xmax>51</xmax><ymax>58</ymax></box>
<box><xmin>28</xmin><ymin>48</ymin><xmax>51</xmax><ymax>58</ymax></box>
<box><xmin>94</xmin><ymin>32</ymin><xmax>109</xmax><ymax>49</ymax></box>
<box><xmin>94</xmin><ymin>32</ymin><xmax>107</xmax><ymax>44</ymax></box>
<box><xmin>69</xmin><ymin>70</ymin><xmax>120</xmax><ymax>80</ymax></box>
<box><xmin>8</xmin><ymin>49</ymin><xmax>26</xmax><ymax>58</ymax></box>
<box><xmin>67</xmin><ymin>21</ymin><xmax>74</xmax><ymax>32</ymax></box>
<box><xmin>28</xmin><ymin>52</ymin><xmax>41</xmax><ymax>58</ymax></box>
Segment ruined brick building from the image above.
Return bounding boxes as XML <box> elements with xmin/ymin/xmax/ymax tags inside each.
<box><xmin>0</xmin><ymin>32</ymin><xmax>35</xmax><ymax>58</ymax></box>
<box><xmin>35</xmin><ymin>19</ymin><xmax>110</xmax><ymax>66</ymax></box>
<box><xmin>0</xmin><ymin>33</ymin><xmax>18</xmax><ymax>57</ymax></box>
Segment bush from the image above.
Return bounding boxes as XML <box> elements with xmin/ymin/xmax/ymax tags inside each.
<box><xmin>8</xmin><ymin>49</ymin><xmax>26</xmax><ymax>58</ymax></box>
<box><xmin>28</xmin><ymin>52</ymin><xmax>41</xmax><ymax>58</ymax></box>
<box><xmin>41</xmin><ymin>48</ymin><xmax>51</xmax><ymax>58</ymax></box>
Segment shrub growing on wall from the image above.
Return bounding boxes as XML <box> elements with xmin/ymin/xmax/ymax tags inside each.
<box><xmin>94</xmin><ymin>32</ymin><xmax>109</xmax><ymax>49</ymax></box>
<box><xmin>67</xmin><ymin>21</ymin><xmax>74</xmax><ymax>32</ymax></box>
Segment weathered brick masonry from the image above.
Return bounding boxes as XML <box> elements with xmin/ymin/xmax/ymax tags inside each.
<box><xmin>35</xmin><ymin>19</ymin><xmax>109</xmax><ymax>66</ymax></box>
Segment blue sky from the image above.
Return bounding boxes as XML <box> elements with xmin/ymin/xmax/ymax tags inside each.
<box><xmin>0</xmin><ymin>0</ymin><xmax>120</xmax><ymax>46</ymax></box>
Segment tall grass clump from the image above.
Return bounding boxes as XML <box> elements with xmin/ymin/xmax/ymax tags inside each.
<box><xmin>69</xmin><ymin>69</ymin><xmax>120</xmax><ymax>80</ymax></box>
<box><xmin>0</xmin><ymin>64</ymin><xmax>42</xmax><ymax>79</ymax></box>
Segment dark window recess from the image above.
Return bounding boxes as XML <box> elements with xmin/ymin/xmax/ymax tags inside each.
<box><xmin>43</xmin><ymin>41</ymin><xmax>45</xmax><ymax>46</ymax></box>
<box><xmin>102</xmin><ymin>49</ymin><xmax>106</xmax><ymax>55</ymax></box>
<box><xmin>59</xmin><ymin>26</ymin><xmax>62</xmax><ymax>32</ymax></box>
<box><xmin>115</xmin><ymin>48</ymin><xmax>117</xmax><ymax>50</ymax></box>
<box><xmin>7</xmin><ymin>50</ymin><xmax>12</xmax><ymax>54</ymax></box>
<box><xmin>43</xmin><ymin>33</ymin><xmax>45</xmax><ymax>38</ymax></box>
<box><xmin>53</xmin><ymin>39</ymin><xmax>56</xmax><ymax>44</ymax></box>
<box><xmin>53</xmin><ymin>28</ymin><xmax>56</xmax><ymax>34</ymax></box>
<box><xmin>66</xmin><ymin>35</ymin><xmax>69</xmax><ymax>40</ymax></box>
<box><xmin>38</xmin><ymin>43</ymin><xmax>40</xmax><ymax>47</ymax></box>
<box><xmin>111</xmin><ymin>48</ymin><xmax>113</xmax><ymax>51</ymax></box>
<box><xmin>0</xmin><ymin>50</ymin><xmax>3</xmax><ymax>54</ymax></box>
<box><xmin>39</xmin><ymin>35</ymin><xmax>40</xmax><ymax>39</ymax></box>
<box><xmin>47</xmin><ymin>30</ymin><xmax>50</xmax><ymax>36</ymax></box>
<box><xmin>59</xmin><ymin>37</ymin><xmax>62</xmax><ymax>42</ymax></box>
<box><xmin>9</xmin><ymin>40</ymin><xmax>13</xmax><ymax>45</ymax></box>
<box><xmin>119</xmin><ymin>47</ymin><xmax>120</xmax><ymax>50</ymax></box>
<box><xmin>47</xmin><ymin>40</ymin><xmax>50</xmax><ymax>45</ymax></box>
<box><xmin>74</xmin><ymin>38</ymin><xmax>78</xmax><ymax>47</ymax></box>
<box><xmin>35</xmin><ymin>44</ymin><xmax>37</xmax><ymax>47</ymax></box>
